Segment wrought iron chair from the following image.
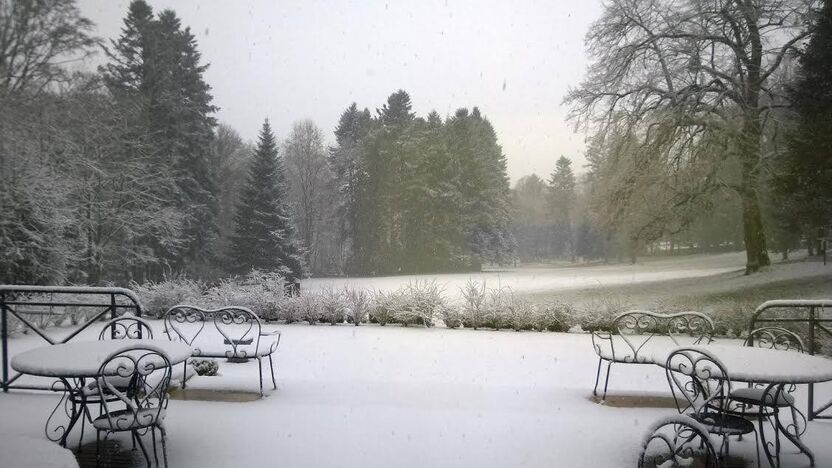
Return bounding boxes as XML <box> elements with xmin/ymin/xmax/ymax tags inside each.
<box><xmin>164</xmin><ymin>305</ymin><xmax>280</xmax><ymax>395</ymax></box>
<box><xmin>592</xmin><ymin>310</ymin><xmax>714</xmax><ymax>400</ymax></box>
<box><xmin>665</xmin><ymin>347</ymin><xmax>760</xmax><ymax>466</ymax></box>
<box><xmin>638</xmin><ymin>415</ymin><xmax>720</xmax><ymax>468</ymax></box>
<box><xmin>213</xmin><ymin>307</ymin><xmax>279</xmax><ymax>395</ymax></box>
<box><xmin>92</xmin><ymin>345</ymin><xmax>172</xmax><ymax>467</ymax></box>
<box><xmin>730</xmin><ymin>327</ymin><xmax>807</xmax><ymax>442</ymax></box>
<box><xmin>75</xmin><ymin>314</ymin><xmax>157</xmax><ymax>448</ymax></box>
<box><xmin>98</xmin><ymin>314</ymin><xmax>155</xmax><ymax>340</ymax></box>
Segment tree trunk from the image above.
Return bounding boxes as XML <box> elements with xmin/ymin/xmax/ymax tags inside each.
<box><xmin>739</xmin><ymin>145</ymin><xmax>770</xmax><ymax>274</ymax></box>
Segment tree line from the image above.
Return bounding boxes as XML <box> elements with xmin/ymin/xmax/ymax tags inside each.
<box><xmin>0</xmin><ymin>0</ymin><xmax>516</xmax><ymax>284</ymax></box>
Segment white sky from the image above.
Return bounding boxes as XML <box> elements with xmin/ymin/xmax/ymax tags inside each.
<box><xmin>77</xmin><ymin>0</ymin><xmax>601</xmax><ymax>182</ymax></box>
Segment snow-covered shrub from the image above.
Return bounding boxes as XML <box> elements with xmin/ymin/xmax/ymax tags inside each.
<box><xmin>505</xmin><ymin>293</ymin><xmax>536</xmax><ymax>331</ymax></box>
<box><xmin>200</xmin><ymin>270</ymin><xmax>288</xmax><ymax>321</ymax></box>
<box><xmin>319</xmin><ymin>288</ymin><xmax>347</xmax><ymax>325</ymax></box>
<box><xmin>392</xmin><ymin>280</ymin><xmax>445</xmax><ymax>327</ymax></box>
<box><xmin>440</xmin><ymin>305</ymin><xmax>463</xmax><ymax>328</ymax></box>
<box><xmin>534</xmin><ymin>300</ymin><xmax>576</xmax><ymax>332</ymax></box>
<box><xmin>131</xmin><ymin>279</ymin><xmax>204</xmax><ymax>318</ymax></box>
<box><xmin>577</xmin><ymin>295</ymin><xmax>630</xmax><ymax>333</ymax></box>
<box><xmin>483</xmin><ymin>286</ymin><xmax>511</xmax><ymax>330</ymax></box>
<box><xmin>344</xmin><ymin>288</ymin><xmax>371</xmax><ymax>325</ymax></box>
<box><xmin>280</xmin><ymin>296</ymin><xmax>304</xmax><ymax>323</ymax></box>
<box><xmin>293</xmin><ymin>293</ymin><xmax>323</xmax><ymax>325</ymax></box>
<box><xmin>709</xmin><ymin>301</ymin><xmax>754</xmax><ymax>338</ymax></box>
<box><xmin>191</xmin><ymin>358</ymin><xmax>219</xmax><ymax>376</ymax></box>
<box><xmin>460</xmin><ymin>280</ymin><xmax>489</xmax><ymax>329</ymax></box>
<box><xmin>370</xmin><ymin>290</ymin><xmax>396</xmax><ymax>326</ymax></box>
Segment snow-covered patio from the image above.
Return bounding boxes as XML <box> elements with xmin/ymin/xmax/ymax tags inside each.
<box><xmin>3</xmin><ymin>322</ymin><xmax>832</xmax><ymax>467</ymax></box>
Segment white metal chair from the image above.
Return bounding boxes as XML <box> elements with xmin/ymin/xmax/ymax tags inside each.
<box><xmin>639</xmin><ymin>415</ymin><xmax>720</xmax><ymax>468</ymax></box>
<box><xmin>93</xmin><ymin>345</ymin><xmax>172</xmax><ymax>467</ymax></box>
<box><xmin>98</xmin><ymin>314</ymin><xmax>155</xmax><ymax>340</ymax></box>
<box><xmin>665</xmin><ymin>347</ymin><xmax>760</xmax><ymax>466</ymax></box>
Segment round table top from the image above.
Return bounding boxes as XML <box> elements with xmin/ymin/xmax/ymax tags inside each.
<box><xmin>651</xmin><ymin>344</ymin><xmax>832</xmax><ymax>384</ymax></box>
<box><xmin>11</xmin><ymin>340</ymin><xmax>193</xmax><ymax>378</ymax></box>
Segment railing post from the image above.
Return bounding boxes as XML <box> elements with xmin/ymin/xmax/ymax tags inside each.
<box><xmin>110</xmin><ymin>294</ymin><xmax>117</xmax><ymax>339</ymax></box>
<box><xmin>1</xmin><ymin>291</ymin><xmax>8</xmax><ymax>393</ymax></box>
<box><xmin>809</xmin><ymin>305</ymin><xmax>816</xmax><ymax>420</ymax></box>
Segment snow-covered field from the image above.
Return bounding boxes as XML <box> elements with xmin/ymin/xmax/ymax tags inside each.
<box><xmin>3</xmin><ymin>321</ymin><xmax>832</xmax><ymax>467</ymax></box>
<box><xmin>302</xmin><ymin>252</ymin><xmax>747</xmax><ymax>299</ymax></box>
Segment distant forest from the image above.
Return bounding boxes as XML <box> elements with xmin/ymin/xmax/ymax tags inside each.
<box><xmin>1</xmin><ymin>0</ymin><xmax>831</xmax><ymax>285</ymax></box>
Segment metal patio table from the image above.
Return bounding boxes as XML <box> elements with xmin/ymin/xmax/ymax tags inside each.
<box><xmin>653</xmin><ymin>344</ymin><xmax>832</xmax><ymax>467</ymax></box>
<box><xmin>11</xmin><ymin>339</ymin><xmax>192</xmax><ymax>447</ymax></box>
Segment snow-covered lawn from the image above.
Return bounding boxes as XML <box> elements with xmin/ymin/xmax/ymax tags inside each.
<box><xmin>302</xmin><ymin>252</ymin><xmax>748</xmax><ymax>299</ymax></box>
<box><xmin>4</xmin><ymin>321</ymin><xmax>832</xmax><ymax>467</ymax></box>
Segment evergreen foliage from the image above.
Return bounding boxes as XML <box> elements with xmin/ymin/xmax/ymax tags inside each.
<box><xmin>330</xmin><ymin>91</ymin><xmax>516</xmax><ymax>274</ymax></box>
<box><xmin>102</xmin><ymin>0</ymin><xmax>219</xmax><ymax>277</ymax></box>
<box><xmin>775</xmin><ymin>0</ymin><xmax>832</xmax><ymax>251</ymax></box>
<box><xmin>230</xmin><ymin>120</ymin><xmax>304</xmax><ymax>279</ymax></box>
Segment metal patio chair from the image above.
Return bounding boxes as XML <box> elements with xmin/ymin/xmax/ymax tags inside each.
<box><xmin>730</xmin><ymin>327</ymin><xmax>807</xmax><ymax>440</ymax></box>
<box><xmin>93</xmin><ymin>345</ymin><xmax>172</xmax><ymax>467</ymax></box>
<box><xmin>592</xmin><ymin>310</ymin><xmax>714</xmax><ymax>399</ymax></box>
<box><xmin>75</xmin><ymin>314</ymin><xmax>157</xmax><ymax>448</ymax></box>
<box><xmin>639</xmin><ymin>415</ymin><xmax>720</xmax><ymax>468</ymax></box>
<box><xmin>98</xmin><ymin>314</ymin><xmax>155</xmax><ymax>340</ymax></box>
<box><xmin>665</xmin><ymin>347</ymin><xmax>760</xmax><ymax>466</ymax></box>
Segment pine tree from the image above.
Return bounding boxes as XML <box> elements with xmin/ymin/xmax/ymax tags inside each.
<box><xmin>330</xmin><ymin>104</ymin><xmax>372</xmax><ymax>272</ymax></box>
<box><xmin>548</xmin><ymin>156</ymin><xmax>577</xmax><ymax>259</ymax></box>
<box><xmin>230</xmin><ymin>120</ymin><xmax>304</xmax><ymax>279</ymax></box>
<box><xmin>103</xmin><ymin>1</ymin><xmax>219</xmax><ymax>277</ymax></box>
<box><xmin>102</xmin><ymin>0</ymin><xmax>154</xmax><ymax>94</ymax></box>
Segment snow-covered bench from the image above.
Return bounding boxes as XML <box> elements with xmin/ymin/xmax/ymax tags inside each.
<box><xmin>162</xmin><ymin>305</ymin><xmax>281</xmax><ymax>396</ymax></box>
<box><xmin>591</xmin><ymin>310</ymin><xmax>714</xmax><ymax>400</ymax></box>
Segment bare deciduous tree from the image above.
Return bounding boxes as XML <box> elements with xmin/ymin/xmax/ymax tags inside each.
<box><xmin>567</xmin><ymin>0</ymin><xmax>815</xmax><ymax>273</ymax></box>
<box><xmin>284</xmin><ymin>119</ymin><xmax>337</xmax><ymax>274</ymax></box>
<box><xmin>0</xmin><ymin>0</ymin><xmax>98</xmax><ymax>97</ymax></box>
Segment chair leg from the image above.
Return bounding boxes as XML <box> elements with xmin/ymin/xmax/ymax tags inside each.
<box><xmin>134</xmin><ymin>430</ymin><xmax>151</xmax><ymax>466</ymax></box>
<box><xmin>268</xmin><ymin>354</ymin><xmax>277</xmax><ymax>389</ymax></box>
<box><xmin>182</xmin><ymin>361</ymin><xmax>188</xmax><ymax>389</ymax></box>
<box><xmin>593</xmin><ymin>358</ymin><xmax>603</xmax><ymax>396</ymax></box>
<box><xmin>152</xmin><ymin>426</ymin><xmax>160</xmax><ymax>467</ymax></box>
<box><xmin>602</xmin><ymin>361</ymin><xmax>613</xmax><ymax>400</ymax></box>
<box><xmin>95</xmin><ymin>430</ymin><xmax>101</xmax><ymax>468</ymax></box>
<box><xmin>160</xmin><ymin>426</ymin><xmax>169</xmax><ymax>468</ymax></box>
<box><xmin>78</xmin><ymin>408</ymin><xmax>86</xmax><ymax>451</ymax></box>
<box><xmin>754</xmin><ymin>427</ymin><xmax>762</xmax><ymax>468</ymax></box>
<box><xmin>258</xmin><ymin>358</ymin><xmax>264</xmax><ymax>396</ymax></box>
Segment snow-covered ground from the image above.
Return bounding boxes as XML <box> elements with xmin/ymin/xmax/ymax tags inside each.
<box><xmin>3</xmin><ymin>321</ymin><xmax>832</xmax><ymax>467</ymax></box>
<box><xmin>303</xmin><ymin>252</ymin><xmax>748</xmax><ymax>299</ymax></box>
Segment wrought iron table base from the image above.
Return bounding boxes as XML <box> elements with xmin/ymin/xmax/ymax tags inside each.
<box><xmin>45</xmin><ymin>377</ymin><xmax>87</xmax><ymax>448</ymax></box>
<box><xmin>758</xmin><ymin>383</ymin><xmax>812</xmax><ymax>467</ymax></box>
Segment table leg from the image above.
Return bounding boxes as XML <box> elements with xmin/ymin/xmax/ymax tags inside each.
<box><xmin>44</xmin><ymin>378</ymin><xmax>84</xmax><ymax>448</ymax></box>
<box><xmin>759</xmin><ymin>383</ymin><xmax>814</xmax><ymax>467</ymax></box>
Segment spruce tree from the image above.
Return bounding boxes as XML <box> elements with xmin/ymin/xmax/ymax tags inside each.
<box><xmin>103</xmin><ymin>1</ymin><xmax>219</xmax><ymax>277</ymax></box>
<box><xmin>230</xmin><ymin>120</ymin><xmax>304</xmax><ymax>279</ymax></box>
<box><xmin>548</xmin><ymin>156</ymin><xmax>577</xmax><ymax>259</ymax></box>
<box><xmin>329</xmin><ymin>103</ymin><xmax>372</xmax><ymax>273</ymax></box>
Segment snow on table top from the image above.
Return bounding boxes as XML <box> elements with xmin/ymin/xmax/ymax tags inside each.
<box><xmin>0</xmin><ymin>434</ymin><xmax>78</xmax><ymax>468</ymax></box>
<box><xmin>11</xmin><ymin>339</ymin><xmax>192</xmax><ymax>378</ymax></box>
<box><xmin>651</xmin><ymin>344</ymin><xmax>832</xmax><ymax>384</ymax></box>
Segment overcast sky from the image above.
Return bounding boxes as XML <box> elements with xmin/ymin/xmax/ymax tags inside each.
<box><xmin>77</xmin><ymin>0</ymin><xmax>601</xmax><ymax>182</ymax></box>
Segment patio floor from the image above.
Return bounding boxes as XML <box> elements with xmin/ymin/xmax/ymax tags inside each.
<box><xmin>3</xmin><ymin>322</ymin><xmax>832</xmax><ymax>467</ymax></box>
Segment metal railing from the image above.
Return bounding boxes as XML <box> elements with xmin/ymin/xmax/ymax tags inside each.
<box><xmin>0</xmin><ymin>285</ymin><xmax>144</xmax><ymax>392</ymax></box>
<box><xmin>749</xmin><ymin>299</ymin><xmax>832</xmax><ymax>420</ymax></box>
